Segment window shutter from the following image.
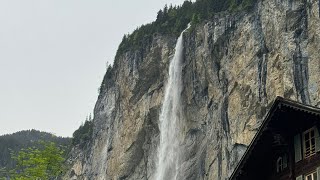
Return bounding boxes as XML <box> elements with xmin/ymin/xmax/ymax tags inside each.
<box><xmin>315</xmin><ymin>127</ymin><xmax>320</xmax><ymax>152</ymax></box>
<box><xmin>294</xmin><ymin>134</ymin><xmax>302</xmax><ymax>162</ymax></box>
<box><xmin>296</xmin><ymin>175</ymin><xmax>303</xmax><ymax>180</ymax></box>
<box><xmin>317</xmin><ymin>166</ymin><xmax>320</xmax><ymax>180</ymax></box>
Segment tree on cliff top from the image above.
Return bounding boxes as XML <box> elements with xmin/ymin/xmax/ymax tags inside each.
<box><xmin>113</xmin><ymin>0</ymin><xmax>257</xmax><ymax>61</ymax></box>
<box><xmin>72</xmin><ymin>115</ymin><xmax>93</xmax><ymax>148</ymax></box>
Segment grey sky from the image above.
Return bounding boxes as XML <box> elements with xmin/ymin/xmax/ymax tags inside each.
<box><xmin>0</xmin><ymin>0</ymin><xmax>188</xmax><ymax>137</ymax></box>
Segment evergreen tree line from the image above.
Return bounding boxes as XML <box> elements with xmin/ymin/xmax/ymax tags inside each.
<box><xmin>116</xmin><ymin>0</ymin><xmax>256</xmax><ymax>59</ymax></box>
<box><xmin>100</xmin><ymin>0</ymin><xmax>256</xmax><ymax>95</ymax></box>
<box><xmin>71</xmin><ymin>114</ymin><xmax>94</xmax><ymax>148</ymax></box>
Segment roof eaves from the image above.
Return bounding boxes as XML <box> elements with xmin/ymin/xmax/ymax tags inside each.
<box><xmin>229</xmin><ymin>97</ymin><xmax>281</xmax><ymax>179</ymax></box>
<box><xmin>229</xmin><ymin>96</ymin><xmax>320</xmax><ymax>179</ymax></box>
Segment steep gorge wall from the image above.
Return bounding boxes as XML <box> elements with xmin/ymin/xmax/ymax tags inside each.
<box><xmin>66</xmin><ymin>0</ymin><xmax>320</xmax><ymax>179</ymax></box>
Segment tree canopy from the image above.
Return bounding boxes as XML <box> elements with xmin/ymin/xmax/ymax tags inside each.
<box><xmin>0</xmin><ymin>130</ymin><xmax>70</xmax><ymax>172</ymax></box>
<box><xmin>1</xmin><ymin>141</ymin><xmax>66</xmax><ymax>180</ymax></box>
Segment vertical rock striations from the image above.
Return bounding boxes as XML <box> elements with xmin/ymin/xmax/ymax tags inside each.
<box><xmin>65</xmin><ymin>0</ymin><xmax>320</xmax><ymax>179</ymax></box>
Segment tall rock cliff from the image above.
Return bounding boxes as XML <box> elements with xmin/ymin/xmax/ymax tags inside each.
<box><xmin>66</xmin><ymin>0</ymin><xmax>320</xmax><ymax>179</ymax></box>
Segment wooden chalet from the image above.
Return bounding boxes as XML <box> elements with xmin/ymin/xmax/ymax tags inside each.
<box><xmin>230</xmin><ymin>97</ymin><xmax>320</xmax><ymax>180</ymax></box>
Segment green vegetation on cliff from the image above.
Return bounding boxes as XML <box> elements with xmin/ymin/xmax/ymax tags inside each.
<box><xmin>116</xmin><ymin>0</ymin><xmax>256</xmax><ymax>57</ymax></box>
<box><xmin>100</xmin><ymin>0</ymin><xmax>256</xmax><ymax>95</ymax></box>
<box><xmin>72</xmin><ymin>115</ymin><xmax>93</xmax><ymax>148</ymax></box>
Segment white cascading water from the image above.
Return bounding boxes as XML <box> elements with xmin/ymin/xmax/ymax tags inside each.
<box><xmin>155</xmin><ymin>25</ymin><xmax>190</xmax><ymax>180</ymax></box>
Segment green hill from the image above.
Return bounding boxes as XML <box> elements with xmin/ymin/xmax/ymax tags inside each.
<box><xmin>0</xmin><ymin>129</ymin><xmax>71</xmax><ymax>171</ymax></box>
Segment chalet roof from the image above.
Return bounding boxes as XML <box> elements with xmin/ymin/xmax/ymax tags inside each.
<box><xmin>229</xmin><ymin>96</ymin><xmax>320</xmax><ymax>180</ymax></box>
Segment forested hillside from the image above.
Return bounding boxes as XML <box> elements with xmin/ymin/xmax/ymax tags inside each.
<box><xmin>0</xmin><ymin>130</ymin><xmax>71</xmax><ymax>170</ymax></box>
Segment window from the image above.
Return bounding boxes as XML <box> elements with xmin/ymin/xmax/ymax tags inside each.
<box><xmin>276</xmin><ymin>157</ymin><xmax>283</xmax><ymax>173</ymax></box>
<box><xmin>305</xmin><ymin>171</ymin><xmax>317</xmax><ymax>180</ymax></box>
<box><xmin>276</xmin><ymin>154</ymin><xmax>287</xmax><ymax>173</ymax></box>
<box><xmin>303</xmin><ymin>127</ymin><xmax>316</xmax><ymax>158</ymax></box>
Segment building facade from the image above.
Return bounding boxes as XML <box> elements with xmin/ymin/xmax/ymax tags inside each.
<box><xmin>230</xmin><ymin>97</ymin><xmax>320</xmax><ymax>180</ymax></box>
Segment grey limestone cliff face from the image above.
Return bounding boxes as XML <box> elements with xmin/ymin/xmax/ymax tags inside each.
<box><xmin>65</xmin><ymin>0</ymin><xmax>320</xmax><ymax>179</ymax></box>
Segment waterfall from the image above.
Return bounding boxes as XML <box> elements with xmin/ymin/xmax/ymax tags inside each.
<box><xmin>155</xmin><ymin>25</ymin><xmax>189</xmax><ymax>180</ymax></box>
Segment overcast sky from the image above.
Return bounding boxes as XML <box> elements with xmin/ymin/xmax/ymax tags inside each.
<box><xmin>0</xmin><ymin>0</ymin><xmax>189</xmax><ymax>137</ymax></box>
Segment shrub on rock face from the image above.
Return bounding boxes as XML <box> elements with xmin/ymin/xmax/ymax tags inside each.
<box><xmin>72</xmin><ymin>117</ymin><xmax>93</xmax><ymax>148</ymax></box>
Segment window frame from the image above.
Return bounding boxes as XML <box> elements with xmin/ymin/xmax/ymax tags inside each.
<box><xmin>305</xmin><ymin>171</ymin><xmax>317</xmax><ymax>180</ymax></box>
<box><xmin>303</xmin><ymin>127</ymin><xmax>317</xmax><ymax>159</ymax></box>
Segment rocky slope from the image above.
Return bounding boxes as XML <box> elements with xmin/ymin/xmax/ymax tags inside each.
<box><xmin>65</xmin><ymin>0</ymin><xmax>320</xmax><ymax>179</ymax></box>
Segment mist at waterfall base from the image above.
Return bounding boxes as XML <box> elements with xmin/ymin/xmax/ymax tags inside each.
<box><xmin>155</xmin><ymin>25</ymin><xmax>190</xmax><ymax>180</ymax></box>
